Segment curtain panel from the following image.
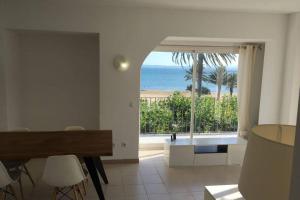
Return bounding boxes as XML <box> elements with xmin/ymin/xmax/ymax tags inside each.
<box><xmin>238</xmin><ymin>45</ymin><xmax>258</xmax><ymax>137</ymax></box>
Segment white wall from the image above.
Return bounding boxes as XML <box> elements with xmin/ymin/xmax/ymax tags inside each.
<box><xmin>20</xmin><ymin>32</ymin><xmax>100</xmax><ymax>130</ymax></box>
<box><xmin>0</xmin><ymin>0</ymin><xmax>7</xmax><ymax>130</ymax></box>
<box><xmin>1</xmin><ymin>0</ymin><xmax>288</xmax><ymax>159</ymax></box>
<box><xmin>281</xmin><ymin>13</ymin><xmax>300</xmax><ymax>125</ymax></box>
<box><xmin>3</xmin><ymin>31</ymin><xmax>100</xmax><ymax>130</ymax></box>
<box><xmin>3</xmin><ymin>30</ymin><xmax>22</xmax><ymax>129</ymax></box>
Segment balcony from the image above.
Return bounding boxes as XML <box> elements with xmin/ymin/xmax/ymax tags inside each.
<box><xmin>140</xmin><ymin>92</ymin><xmax>238</xmax><ymax>136</ymax></box>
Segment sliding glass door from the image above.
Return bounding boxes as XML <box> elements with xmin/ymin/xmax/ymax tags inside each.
<box><xmin>140</xmin><ymin>50</ymin><xmax>238</xmax><ymax>136</ymax></box>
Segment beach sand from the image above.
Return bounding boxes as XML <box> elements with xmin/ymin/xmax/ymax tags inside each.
<box><xmin>140</xmin><ymin>90</ymin><xmax>191</xmax><ymax>98</ymax></box>
<box><xmin>140</xmin><ymin>90</ymin><xmax>235</xmax><ymax>98</ymax></box>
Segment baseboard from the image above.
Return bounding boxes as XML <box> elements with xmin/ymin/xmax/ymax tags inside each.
<box><xmin>102</xmin><ymin>159</ymin><xmax>139</xmax><ymax>164</ymax></box>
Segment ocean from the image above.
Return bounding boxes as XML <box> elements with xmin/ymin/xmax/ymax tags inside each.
<box><xmin>140</xmin><ymin>65</ymin><xmax>237</xmax><ymax>93</ymax></box>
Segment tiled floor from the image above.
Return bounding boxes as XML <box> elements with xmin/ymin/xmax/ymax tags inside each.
<box><xmin>18</xmin><ymin>151</ymin><xmax>241</xmax><ymax>200</ymax></box>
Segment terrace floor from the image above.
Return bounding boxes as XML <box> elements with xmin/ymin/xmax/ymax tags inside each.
<box><xmin>18</xmin><ymin>150</ymin><xmax>241</xmax><ymax>200</ymax></box>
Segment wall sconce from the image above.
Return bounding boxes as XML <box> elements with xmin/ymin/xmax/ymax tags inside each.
<box><xmin>114</xmin><ymin>55</ymin><xmax>130</xmax><ymax>71</ymax></box>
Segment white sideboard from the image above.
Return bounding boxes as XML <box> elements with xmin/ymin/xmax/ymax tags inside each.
<box><xmin>164</xmin><ymin>137</ymin><xmax>247</xmax><ymax>167</ymax></box>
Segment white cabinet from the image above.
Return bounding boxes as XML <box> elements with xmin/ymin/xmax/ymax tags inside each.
<box><xmin>164</xmin><ymin>137</ymin><xmax>247</xmax><ymax>167</ymax></box>
<box><xmin>194</xmin><ymin>153</ymin><xmax>227</xmax><ymax>166</ymax></box>
<box><xmin>169</xmin><ymin>145</ymin><xmax>194</xmax><ymax>166</ymax></box>
<box><xmin>228</xmin><ymin>144</ymin><xmax>247</xmax><ymax>165</ymax></box>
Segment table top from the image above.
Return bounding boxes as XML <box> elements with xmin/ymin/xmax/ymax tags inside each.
<box><xmin>165</xmin><ymin>137</ymin><xmax>247</xmax><ymax>146</ymax></box>
<box><xmin>0</xmin><ymin>130</ymin><xmax>113</xmax><ymax>160</ymax></box>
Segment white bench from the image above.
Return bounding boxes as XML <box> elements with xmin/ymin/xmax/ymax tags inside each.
<box><xmin>164</xmin><ymin>137</ymin><xmax>247</xmax><ymax>167</ymax></box>
<box><xmin>204</xmin><ymin>185</ymin><xmax>244</xmax><ymax>200</ymax></box>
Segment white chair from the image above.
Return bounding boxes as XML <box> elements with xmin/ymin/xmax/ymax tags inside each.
<box><xmin>65</xmin><ymin>125</ymin><xmax>109</xmax><ymax>185</ymax></box>
<box><xmin>64</xmin><ymin>126</ymin><xmax>85</xmax><ymax>131</ymax></box>
<box><xmin>64</xmin><ymin>126</ymin><xmax>88</xmax><ymax>195</ymax></box>
<box><xmin>10</xmin><ymin>128</ymin><xmax>35</xmax><ymax>186</ymax></box>
<box><xmin>42</xmin><ymin>155</ymin><xmax>85</xmax><ymax>200</ymax></box>
<box><xmin>3</xmin><ymin>128</ymin><xmax>35</xmax><ymax>200</ymax></box>
<box><xmin>0</xmin><ymin>162</ymin><xmax>18</xmax><ymax>199</ymax></box>
<box><xmin>12</xmin><ymin>128</ymin><xmax>31</xmax><ymax>132</ymax></box>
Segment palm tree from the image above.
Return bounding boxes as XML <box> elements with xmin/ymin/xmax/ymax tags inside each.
<box><xmin>202</xmin><ymin>65</ymin><xmax>227</xmax><ymax>100</ymax></box>
<box><xmin>226</xmin><ymin>72</ymin><xmax>237</xmax><ymax>96</ymax></box>
<box><xmin>186</xmin><ymin>84</ymin><xmax>211</xmax><ymax>95</ymax></box>
<box><xmin>172</xmin><ymin>52</ymin><xmax>236</xmax><ymax>97</ymax></box>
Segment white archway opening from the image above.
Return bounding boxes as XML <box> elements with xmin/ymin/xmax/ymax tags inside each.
<box><xmin>139</xmin><ymin>37</ymin><xmax>245</xmax><ymax>154</ymax></box>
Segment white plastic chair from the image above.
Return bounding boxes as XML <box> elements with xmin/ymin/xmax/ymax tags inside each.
<box><xmin>0</xmin><ymin>162</ymin><xmax>18</xmax><ymax>199</ymax></box>
<box><xmin>11</xmin><ymin>128</ymin><xmax>31</xmax><ymax>132</ymax></box>
<box><xmin>42</xmin><ymin>155</ymin><xmax>85</xmax><ymax>200</ymax></box>
<box><xmin>65</xmin><ymin>125</ymin><xmax>109</xmax><ymax>185</ymax></box>
<box><xmin>64</xmin><ymin>126</ymin><xmax>85</xmax><ymax>131</ymax></box>
<box><xmin>13</xmin><ymin>128</ymin><xmax>35</xmax><ymax>187</ymax></box>
<box><xmin>3</xmin><ymin>128</ymin><xmax>35</xmax><ymax>200</ymax></box>
<box><xmin>64</xmin><ymin>126</ymin><xmax>88</xmax><ymax>195</ymax></box>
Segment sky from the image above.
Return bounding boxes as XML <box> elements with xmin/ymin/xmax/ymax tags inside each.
<box><xmin>143</xmin><ymin>52</ymin><xmax>180</xmax><ymax>66</ymax></box>
<box><xmin>142</xmin><ymin>51</ymin><xmax>239</xmax><ymax>67</ymax></box>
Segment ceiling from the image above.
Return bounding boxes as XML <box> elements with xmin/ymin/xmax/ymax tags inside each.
<box><xmin>96</xmin><ymin>0</ymin><xmax>300</xmax><ymax>14</ymax></box>
<box><xmin>155</xmin><ymin>36</ymin><xmax>263</xmax><ymax>53</ymax></box>
<box><xmin>160</xmin><ymin>37</ymin><xmax>264</xmax><ymax>46</ymax></box>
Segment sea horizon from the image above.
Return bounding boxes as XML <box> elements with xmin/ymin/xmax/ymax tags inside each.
<box><xmin>140</xmin><ymin>64</ymin><xmax>237</xmax><ymax>93</ymax></box>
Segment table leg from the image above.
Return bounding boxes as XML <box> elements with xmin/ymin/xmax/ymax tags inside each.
<box><xmin>84</xmin><ymin>157</ymin><xmax>105</xmax><ymax>200</ymax></box>
<box><xmin>93</xmin><ymin>157</ymin><xmax>109</xmax><ymax>184</ymax></box>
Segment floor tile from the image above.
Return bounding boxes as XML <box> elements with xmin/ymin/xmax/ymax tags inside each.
<box><xmin>124</xmin><ymin>185</ymin><xmax>147</xmax><ymax>196</ymax></box>
<box><xmin>122</xmin><ymin>174</ymin><xmax>143</xmax><ymax>185</ymax></box>
<box><xmin>142</xmin><ymin>174</ymin><xmax>163</xmax><ymax>184</ymax></box>
<box><xmin>124</xmin><ymin>195</ymin><xmax>149</xmax><ymax>200</ymax></box>
<box><xmin>170</xmin><ymin>193</ymin><xmax>195</xmax><ymax>200</ymax></box>
<box><xmin>148</xmin><ymin>194</ymin><xmax>171</xmax><ymax>200</ymax></box>
<box><xmin>144</xmin><ymin>183</ymin><xmax>168</xmax><ymax>194</ymax></box>
<box><xmin>20</xmin><ymin>150</ymin><xmax>241</xmax><ymax>200</ymax></box>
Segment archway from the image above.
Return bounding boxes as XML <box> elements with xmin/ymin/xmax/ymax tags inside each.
<box><xmin>139</xmin><ymin>37</ymin><xmax>240</xmax><ymax>156</ymax></box>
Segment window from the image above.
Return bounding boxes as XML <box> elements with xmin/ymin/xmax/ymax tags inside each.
<box><xmin>140</xmin><ymin>50</ymin><xmax>238</xmax><ymax>136</ymax></box>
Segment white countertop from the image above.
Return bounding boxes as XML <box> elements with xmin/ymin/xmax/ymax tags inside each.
<box><xmin>165</xmin><ymin>137</ymin><xmax>247</xmax><ymax>146</ymax></box>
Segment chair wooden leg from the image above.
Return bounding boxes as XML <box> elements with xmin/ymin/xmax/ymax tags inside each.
<box><xmin>82</xmin><ymin>181</ymin><xmax>87</xmax><ymax>196</ymax></box>
<box><xmin>23</xmin><ymin>164</ymin><xmax>35</xmax><ymax>187</ymax></box>
<box><xmin>8</xmin><ymin>185</ymin><xmax>18</xmax><ymax>200</ymax></box>
<box><xmin>3</xmin><ymin>187</ymin><xmax>7</xmax><ymax>200</ymax></box>
<box><xmin>76</xmin><ymin>184</ymin><xmax>84</xmax><ymax>200</ymax></box>
<box><xmin>52</xmin><ymin>188</ymin><xmax>57</xmax><ymax>200</ymax></box>
<box><xmin>72</xmin><ymin>186</ymin><xmax>79</xmax><ymax>200</ymax></box>
<box><xmin>18</xmin><ymin>177</ymin><xmax>24</xmax><ymax>200</ymax></box>
<box><xmin>0</xmin><ymin>190</ymin><xmax>5</xmax><ymax>200</ymax></box>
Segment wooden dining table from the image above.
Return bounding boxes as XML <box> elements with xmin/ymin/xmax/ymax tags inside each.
<box><xmin>0</xmin><ymin>130</ymin><xmax>113</xmax><ymax>200</ymax></box>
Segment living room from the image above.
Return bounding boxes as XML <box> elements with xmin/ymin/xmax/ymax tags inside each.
<box><xmin>0</xmin><ymin>0</ymin><xmax>300</xmax><ymax>199</ymax></box>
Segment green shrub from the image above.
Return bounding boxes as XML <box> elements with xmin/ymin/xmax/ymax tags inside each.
<box><xmin>194</xmin><ymin>95</ymin><xmax>216</xmax><ymax>132</ymax></box>
<box><xmin>166</xmin><ymin>92</ymin><xmax>191</xmax><ymax>133</ymax></box>
<box><xmin>140</xmin><ymin>92</ymin><xmax>238</xmax><ymax>134</ymax></box>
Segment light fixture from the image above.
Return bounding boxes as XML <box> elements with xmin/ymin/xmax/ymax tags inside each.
<box><xmin>239</xmin><ymin>124</ymin><xmax>295</xmax><ymax>200</ymax></box>
<box><xmin>113</xmin><ymin>55</ymin><xmax>130</xmax><ymax>71</ymax></box>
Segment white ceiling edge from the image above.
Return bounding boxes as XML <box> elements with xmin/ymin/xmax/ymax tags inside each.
<box><xmin>161</xmin><ymin>36</ymin><xmax>265</xmax><ymax>46</ymax></box>
<box><xmin>155</xmin><ymin>36</ymin><xmax>265</xmax><ymax>53</ymax></box>
<box><xmin>17</xmin><ymin>0</ymin><xmax>300</xmax><ymax>14</ymax></box>
<box><xmin>95</xmin><ymin>0</ymin><xmax>300</xmax><ymax>14</ymax></box>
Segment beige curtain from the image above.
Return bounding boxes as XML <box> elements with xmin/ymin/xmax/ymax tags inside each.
<box><xmin>238</xmin><ymin>45</ymin><xmax>258</xmax><ymax>137</ymax></box>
